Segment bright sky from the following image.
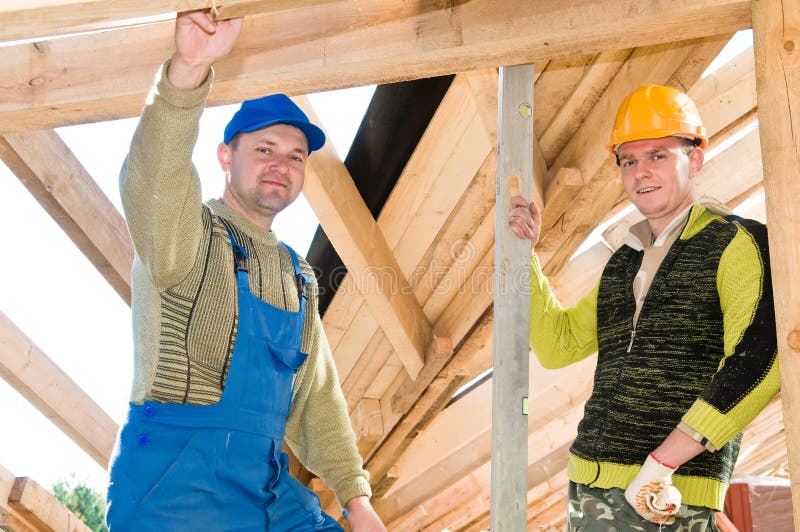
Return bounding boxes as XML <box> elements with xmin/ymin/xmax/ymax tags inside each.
<box><xmin>0</xmin><ymin>83</ymin><xmax>374</xmax><ymax>495</ymax></box>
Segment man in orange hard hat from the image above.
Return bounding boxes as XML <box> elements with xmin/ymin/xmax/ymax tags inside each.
<box><xmin>509</xmin><ymin>85</ymin><xmax>779</xmax><ymax>529</ymax></box>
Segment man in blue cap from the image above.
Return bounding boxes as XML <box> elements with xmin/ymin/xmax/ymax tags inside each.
<box><xmin>106</xmin><ymin>10</ymin><xmax>386</xmax><ymax>531</ymax></box>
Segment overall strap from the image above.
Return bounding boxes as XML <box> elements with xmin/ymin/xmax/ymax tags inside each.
<box><xmin>221</xmin><ymin>221</ymin><xmax>249</xmax><ymax>273</ymax></box>
<box><xmin>283</xmin><ymin>243</ymin><xmax>314</xmax><ymax>306</ymax></box>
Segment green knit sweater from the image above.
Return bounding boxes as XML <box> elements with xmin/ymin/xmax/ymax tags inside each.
<box><xmin>529</xmin><ymin>205</ymin><xmax>780</xmax><ymax>510</ymax></box>
<box><xmin>119</xmin><ymin>62</ymin><xmax>371</xmax><ymax>506</ymax></box>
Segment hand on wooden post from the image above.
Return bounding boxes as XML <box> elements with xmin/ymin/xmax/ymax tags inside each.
<box><xmin>508</xmin><ymin>195</ymin><xmax>541</xmax><ymax>251</ymax></box>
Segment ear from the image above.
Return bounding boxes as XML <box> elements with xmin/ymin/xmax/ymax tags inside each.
<box><xmin>217</xmin><ymin>142</ymin><xmax>232</xmax><ymax>172</ymax></box>
<box><xmin>688</xmin><ymin>147</ymin><xmax>705</xmax><ymax>179</ymax></box>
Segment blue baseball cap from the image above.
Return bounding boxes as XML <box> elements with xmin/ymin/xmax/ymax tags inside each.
<box><xmin>223</xmin><ymin>94</ymin><xmax>326</xmax><ymax>154</ymax></box>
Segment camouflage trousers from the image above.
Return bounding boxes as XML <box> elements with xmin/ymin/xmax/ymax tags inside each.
<box><xmin>567</xmin><ymin>482</ymin><xmax>719</xmax><ymax>532</ymax></box>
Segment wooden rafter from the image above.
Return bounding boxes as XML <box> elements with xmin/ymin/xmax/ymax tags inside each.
<box><xmin>0</xmin><ymin>311</ymin><xmax>117</xmax><ymax>468</ymax></box>
<box><xmin>294</xmin><ymin>96</ymin><xmax>431</xmax><ymax>378</ymax></box>
<box><xmin>0</xmin><ymin>131</ymin><xmax>133</xmax><ymax>304</ymax></box>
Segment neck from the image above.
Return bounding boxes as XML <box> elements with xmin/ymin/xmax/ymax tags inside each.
<box><xmin>219</xmin><ymin>196</ymin><xmax>275</xmax><ymax>231</ymax></box>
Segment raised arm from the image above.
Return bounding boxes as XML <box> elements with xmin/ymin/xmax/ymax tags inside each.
<box><xmin>120</xmin><ymin>11</ymin><xmax>242</xmax><ymax>289</ymax></box>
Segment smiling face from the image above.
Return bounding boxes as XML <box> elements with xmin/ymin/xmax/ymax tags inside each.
<box><xmin>617</xmin><ymin>136</ymin><xmax>704</xmax><ymax>237</ymax></box>
<box><xmin>218</xmin><ymin>123</ymin><xmax>309</xmax><ymax>230</ymax></box>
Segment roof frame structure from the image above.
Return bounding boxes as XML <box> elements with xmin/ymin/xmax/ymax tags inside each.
<box><xmin>0</xmin><ymin>1</ymin><xmax>798</xmax><ymax>529</ymax></box>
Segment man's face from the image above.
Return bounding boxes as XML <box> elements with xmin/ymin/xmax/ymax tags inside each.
<box><xmin>617</xmin><ymin>136</ymin><xmax>704</xmax><ymax>235</ymax></box>
<box><xmin>218</xmin><ymin>123</ymin><xmax>309</xmax><ymax>228</ymax></box>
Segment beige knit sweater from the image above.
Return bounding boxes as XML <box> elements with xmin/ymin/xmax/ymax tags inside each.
<box><xmin>119</xmin><ymin>61</ymin><xmax>371</xmax><ymax>506</ymax></box>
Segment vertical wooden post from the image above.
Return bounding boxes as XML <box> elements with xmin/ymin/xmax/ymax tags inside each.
<box><xmin>751</xmin><ymin>0</ymin><xmax>800</xmax><ymax>528</ymax></box>
<box><xmin>490</xmin><ymin>64</ymin><xmax>533</xmax><ymax>530</ymax></box>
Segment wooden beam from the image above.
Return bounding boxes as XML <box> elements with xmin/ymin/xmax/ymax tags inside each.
<box><xmin>751</xmin><ymin>0</ymin><xmax>800</xmax><ymax>527</ymax></box>
<box><xmin>0</xmin><ymin>311</ymin><xmax>118</xmax><ymax>467</ymax></box>
<box><xmin>539</xmin><ymin>48</ymin><xmax>632</xmax><ymax>167</ymax></box>
<box><xmin>322</xmin><ymin>74</ymin><xmax>492</xmax><ymax>383</ymax></box>
<box><xmin>0</xmin><ymin>0</ymin><xmax>336</xmax><ymax>43</ymax></box>
<box><xmin>294</xmin><ymin>97</ymin><xmax>430</xmax><ymax>379</ymax></box>
<box><xmin>9</xmin><ymin>477</ymin><xmax>93</xmax><ymax>532</ymax></box>
<box><xmin>0</xmin><ymin>0</ymin><xmax>752</xmax><ymax>132</ymax></box>
<box><xmin>0</xmin><ymin>465</ymin><xmax>34</xmax><ymax>532</ymax></box>
<box><xmin>466</xmin><ymin>69</ymin><xmax>545</xmax><ymax>210</ymax></box>
<box><xmin>378</xmin><ymin>358</ymin><xmax>594</xmax><ymax>525</ymax></box>
<box><xmin>0</xmin><ymin>131</ymin><xmax>133</xmax><ymax>304</ymax></box>
<box><xmin>541</xmin><ymin>167</ymin><xmax>585</xmax><ymax>232</ymax></box>
<box><xmin>350</xmin><ymin>398</ymin><xmax>383</xmax><ymax>459</ymax></box>
<box><xmin>490</xmin><ymin>63</ymin><xmax>533</xmax><ymax>531</ymax></box>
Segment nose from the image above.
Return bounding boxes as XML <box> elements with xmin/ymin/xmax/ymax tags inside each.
<box><xmin>268</xmin><ymin>154</ymin><xmax>289</xmax><ymax>174</ymax></box>
<box><xmin>635</xmin><ymin>159</ymin><xmax>653</xmax><ymax>180</ymax></box>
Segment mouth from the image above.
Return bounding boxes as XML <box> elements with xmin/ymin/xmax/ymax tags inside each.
<box><xmin>637</xmin><ymin>186</ymin><xmax>661</xmax><ymax>194</ymax></box>
<box><xmin>260</xmin><ymin>177</ymin><xmax>287</xmax><ymax>188</ymax></box>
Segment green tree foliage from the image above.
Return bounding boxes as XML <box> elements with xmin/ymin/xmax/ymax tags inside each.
<box><xmin>51</xmin><ymin>475</ymin><xmax>108</xmax><ymax>532</ymax></box>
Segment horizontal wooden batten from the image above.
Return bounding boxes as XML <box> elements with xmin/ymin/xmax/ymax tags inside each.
<box><xmin>0</xmin><ymin>0</ymin><xmax>751</xmax><ymax>132</ymax></box>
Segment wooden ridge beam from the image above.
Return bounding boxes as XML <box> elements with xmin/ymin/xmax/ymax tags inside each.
<box><xmin>294</xmin><ymin>96</ymin><xmax>430</xmax><ymax>379</ymax></box>
<box><xmin>0</xmin><ymin>131</ymin><xmax>133</xmax><ymax>304</ymax></box>
<box><xmin>0</xmin><ymin>310</ymin><xmax>118</xmax><ymax>467</ymax></box>
<box><xmin>0</xmin><ymin>0</ymin><xmax>751</xmax><ymax>133</ymax></box>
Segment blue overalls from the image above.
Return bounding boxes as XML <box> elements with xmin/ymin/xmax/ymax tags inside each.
<box><xmin>107</xmin><ymin>230</ymin><xmax>345</xmax><ymax>531</ymax></box>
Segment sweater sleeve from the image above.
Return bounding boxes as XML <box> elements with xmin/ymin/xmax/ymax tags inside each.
<box><xmin>284</xmin><ymin>274</ymin><xmax>371</xmax><ymax>507</ymax></box>
<box><xmin>681</xmin><ymin>221</ymin><xmax>780</xmax><ymax>449</ymax></box>
<box><xmin>120</xmin><ymin>61</ymin><xmax>210</xmax><ymax>290</ymax></box>
<box><xmin>529</xmin><ymin>254</ymin><xmax>599</xmax><ymax>369</ymax></box>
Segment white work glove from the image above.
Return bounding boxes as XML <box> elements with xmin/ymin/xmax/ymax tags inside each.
<box><xmin>624</xmin><ymin>453</ymin><xmax>682</xmax><ymax>525</ymax></box>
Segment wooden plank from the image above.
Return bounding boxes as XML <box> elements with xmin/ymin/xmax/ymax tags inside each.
<box><xmin>0</xmin><ymin>0</ymin><xmax>336</xmax><ymax>43</ymax></box>
<box><xmin>0</xmin><ymin>311</ymin><xmax>118</xmax><ymax>467</ymax></box>
<box><xmin>533</xmin><ymin>54</ymin><xmax>597</xmax><ymax>137</ymax></box>
<box><xmin>0</xmin><ymin>0</ymin><xmax>752</xmax><ymax>132</ymax></box>
<box><xmin>539</xmin><ymin>48</ymin><xmax>632</xmax><ymax>166</ymax></box>
<box><xmin>324</xmin><ymin>73</ymin><xmax>491</xmax><ymax>383</ymax></box>
<box><xmin>541</xmin><ymin>167</ymin><xmax>585</xmax><ymax>232</ymax></box>
<box><xmin>294</xmin><ymin>96</ymin><xmax>430</xmax><ymax>379</ymax></box>
<box><xmin>751</xmin><ymin>0</ymin><xmax>800</xmax><ymax>527</ymax></box>
<box><xmin>350</xmin><ymin>398</ymin><xmax>383</xmax><ymax>459</ymax></box>
<box><xmin>0</xmin><ymin>132</ymin><xmax>133</xmax><ymax>304</ymax></box>
<box><xmin>0</xmin><ymin>465</ymin><xmax>35</xmax><ymax>532</ymax></box>
<box><xmin>466</xmin><ymin>69</ymin><xmax>545</xmax><ymax>210</ymax></box>
<box><xmin>9</xmin><ymin>477</ymin><xmax>93</xmax><ymax>532</ymax></box>
<box><xmin>490</xmin><ymin>63</ymin><xmax>534</xmax><ymax>531</ymax></box>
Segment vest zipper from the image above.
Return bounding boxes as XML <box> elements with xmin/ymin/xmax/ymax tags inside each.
<box><xmin>627</xmin><ymin>328</ymin><xmax>636</xmax><ymax>352</ymax></box>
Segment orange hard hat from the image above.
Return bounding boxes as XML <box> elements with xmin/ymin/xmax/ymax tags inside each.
<box><xmin>607</xmin><ymin>85</ymin><xmax>707</xmax><ymax>153</ymax></box>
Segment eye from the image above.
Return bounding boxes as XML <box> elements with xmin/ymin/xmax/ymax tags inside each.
<box><xmin>291</xmin><ymin>155</ymin><xmax>304</xmax><ymax>163</ymax></box>
<box><xmin>621</xmin><ymin>159</ymin><xmax>635</xmax><ymax>168</ymax></box>
<box><xmin>652</xmin><ymin>153</ymin><xmax>666</xmax><ymax>161</ymax></box>
<box><xmin>257</xmin><ymin>147</ymin><xmax>271</xmax><ymax>154</ymax></box>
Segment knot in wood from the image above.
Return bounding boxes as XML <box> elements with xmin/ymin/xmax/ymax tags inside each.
<box><xmin>787</xmin><ymin>329</ymin><xmax>800</xmax><ymax>351</ymax></box>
